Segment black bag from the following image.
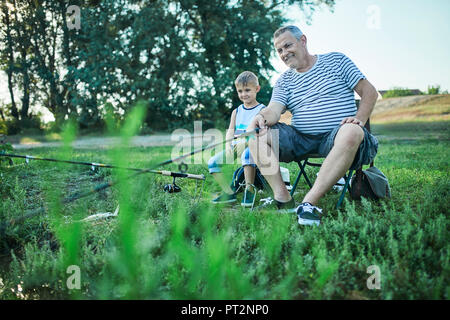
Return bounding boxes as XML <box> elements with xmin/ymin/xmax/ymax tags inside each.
<box><xmin>230</xmin><ymin>166</ymin><xmax>268</xmax><ymax>193</ymax></box>
<box><xmin>350</xmin><ymin>166</ymin><xmax>391</xmax><ymax>200</ymax></box>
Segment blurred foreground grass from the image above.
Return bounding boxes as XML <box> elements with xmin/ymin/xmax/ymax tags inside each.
<box><xmin>0</xmin><ymin>117</ymin><xmax>448</xmax><ymax>300</ymax></box>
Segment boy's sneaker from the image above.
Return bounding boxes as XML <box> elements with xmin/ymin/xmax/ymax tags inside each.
<box><xmin>241</xmin><ymin>186</ymin><xmax>256</xmax><ymax>207</ymax></box>
<box><xmin>296</xmin><ymin>202</ymin><xmax>322</xmax><ymax>226</ymax></box>
<box><xmin>212</xmin><ymin>192</ymin><xmax>237</xmax><ymax>204</ymax></box>
<box><xmin>255</xmin><ymin>197</ymin><xmax>296</xmax><ymax>213</ymax></box>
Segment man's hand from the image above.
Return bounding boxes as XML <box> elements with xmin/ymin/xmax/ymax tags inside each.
<box><xmin>254</xmin><ymin>113</ymin><xmax>268</xmax><ymax>135</ymax></box>
<box><xmin>341</xmin><ymin>116</ymin><xmax>364</xmax><ymax>127</ymax></box>
<box><xmin>248</xmin><ymin>101</ymin><xmax>284</xmax><ymax>137</ymax></box>
<box><xmin>247</xmin><ymin>113</ymin><xmax>268</xmax><ymax>137</ymax></box>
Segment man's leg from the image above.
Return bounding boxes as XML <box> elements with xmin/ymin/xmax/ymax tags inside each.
<box><xmin>302</xmin><ymin>124</ymin><xmax>364</xmax><ymax>205</ymax></box>
<box><xmin>248</xmin><ymin>129</ymin><xmax>291</xmax><ymax>202</ymax></box>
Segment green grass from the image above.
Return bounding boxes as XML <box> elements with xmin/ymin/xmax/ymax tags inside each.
<box><xmin>0</xmin><ymin>118</ymin><xmax>449</xmax><ymax>300</ymax></box>
<box><xmin>371</xmin><ymin>94</ymin><xmax>450</xmax><ymax>124</ymax></box>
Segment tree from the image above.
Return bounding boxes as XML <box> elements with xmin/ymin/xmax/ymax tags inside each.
<box><xmin>0</xmin><ymin>0</ymin><xmax>336</xmax><ymax>132</ymax></box>
<box><xmin>0</xmin><ymin>1</ymin><xmax>19</xmax><ymax>120</ymax></box>
<box><xmin>427</xmin><ymin>84</ymin><xmax>440</xmax><ymax>95</ymax></box>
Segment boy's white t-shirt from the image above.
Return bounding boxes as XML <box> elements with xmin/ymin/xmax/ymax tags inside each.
<box><xmin>232</xmin><ymin>103</ymin><xmax>265</xmax><ymax>146</ymax></box>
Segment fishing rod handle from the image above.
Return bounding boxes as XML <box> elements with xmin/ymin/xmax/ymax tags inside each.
<box><xmin>160</xmin><ymin>170</ymin><xmax>205</xmax><ymax>180</ymax></box>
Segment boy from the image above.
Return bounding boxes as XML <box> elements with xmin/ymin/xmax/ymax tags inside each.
<box><xmin>208</xmin><ymin>71</ymin><xmax>265</xmax><ymax>207</ymax></box>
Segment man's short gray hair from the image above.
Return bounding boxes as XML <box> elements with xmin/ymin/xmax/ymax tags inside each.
<box><xmin>273</xmin><ymin>25</ymin><xmax>303</xmax><ymax>40</ymax></box>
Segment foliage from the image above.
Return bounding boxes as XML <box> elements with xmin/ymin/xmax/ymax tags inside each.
<box><xmin>0</xmin><ymin>115</ymin><xmax>448</xmax><ymax>300</ymax></box>
<box><xmin>383</xmin><ymin>87</ymin><xmax>422</xmax><ymax>98</ymax></box>
<box><xmin>0</xmin><ymin>141</ymin><xmax>13</xmax><ymax>166</ymax></box>
<box><xmin>0</xmin><ymin>0</ymin><xmax>335</xmax><ymax>131</ymax></box>
<box><xmin>427</xmin><ymin>84</ymin><xmax>441</xmax><ymax>95</ymax></box>
<box><xmin>0</xmin><ymin>120</ymin><xmax>7</xmax><ymax>135</ymax></box>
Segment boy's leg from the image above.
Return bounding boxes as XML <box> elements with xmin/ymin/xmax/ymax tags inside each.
<box><xmin>243</xmin><ymin>166</ymin><xmax>256</xmax><ymax>187</ymax></box>
<box><xmin>241</xmin><ymin>148</ymin><xmax>257</xmax><ymax>207</ymax></box>
<box><xmin>241</xmin><ymin>148</ymin><xmax>256</xmax><ymax>189</ymax></box>
<box><xmin>208</xmin><ymin>149</ymin><xmax>235</xmax><ymax>195</ymax></box>
<box><xmin>211</xmin><ymin>172</ymin><xmax>235</xmax><ymax>195</ymax></box>
<box><xmin>241</xmin><ymin>165</ymin><xmax>257</xmax><ymax>207</ymax></box>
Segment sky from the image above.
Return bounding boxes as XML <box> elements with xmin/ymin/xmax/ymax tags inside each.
<box><xmin>1</xmin><ymin>0</ymin><xmax>449</xmax><ymax>120</ymax></box>
<box><xmin>271</xmin><ymin>0</ymin><xmax>450</xmax><ymax>93</ymax></box>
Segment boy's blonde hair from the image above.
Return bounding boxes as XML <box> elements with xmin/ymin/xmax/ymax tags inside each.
<box><xmin>235</xmin><ymin>71</ymin><xmax>259</xmax><ymax>87</ymax></box>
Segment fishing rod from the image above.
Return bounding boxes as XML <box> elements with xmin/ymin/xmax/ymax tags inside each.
<box><xmin>5</xmin><ymin>164</ymin><xmax>204</xmax><ymax>225</ymax></box>
<box><xmin>1</xmin><ymin>154</ymin><xmax>205</xmax><ymax>225</ymax></box>
<box><xmin>0</xmin><ymin>127</ymin><xmax>259</xmax><ymax>172</ymax></box>
<box><xmin>158</xmin><ymin>127</ymin><xmax>260</xmax><ymax>167</ymax></box>
<box><xmin>3</xmin><ymin>128</ymin><xmax>260</xmax><ymax>225</ymax></box>
<box><xmin>0</xmin><ymin>153</ymin><xmax>205</xmax><ymax>180</ymax></box>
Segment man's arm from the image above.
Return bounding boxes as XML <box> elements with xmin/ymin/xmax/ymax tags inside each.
<box><xmin>341</xmin><ymin>79</ymin><xmax>378</xmax><ymax>126</ymax></box>
<box><xmin>249</xmin><ymin>101</ymin><xmax>286</xmax><ymax>133</ymax></box>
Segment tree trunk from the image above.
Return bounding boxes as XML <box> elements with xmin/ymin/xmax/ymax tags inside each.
<box><xmin>0</xmin><ymin>107</ymin><xmax>5</xmax><ymax>121</ymax></box>
<box><xmin>13</xmin><ymin>3</ymin><xmax>31</xmax><ymax>120</ymax></box>
<box><xmin>6</xmin><ymin>71</ymin><xmax>18</xmax><ymax>119</ymax></box>
<box><xmin>2</xmin><ymin>4</ymin><xmax>19</xmax><ymax>120</ymax></box>
<box><xmin>19</xmin><ymin>53</ymin><xmax>30</xmax><ymax>119</ymax></box>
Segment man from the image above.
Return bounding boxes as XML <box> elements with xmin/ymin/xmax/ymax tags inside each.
<box><xmin>247</xmin><ymin>25</ymin><xmax>378</xmax><ymax>226</ymax></box>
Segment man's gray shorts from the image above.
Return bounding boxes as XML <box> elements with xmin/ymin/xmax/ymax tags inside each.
<box><xmin>270</xmin><ymin>123</ymin><xmax>378</xmax><ymax>170</ymax></box>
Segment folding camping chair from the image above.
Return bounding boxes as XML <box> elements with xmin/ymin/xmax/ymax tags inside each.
<box><xmin>288</xmin><ymin>103</ymin><xmax>372</xmax><ymax>209</ymax></box>
<box><xmin>289</xmin><ymin>153</ymin><xmax>354</xmax><ymax>209</ymax></box>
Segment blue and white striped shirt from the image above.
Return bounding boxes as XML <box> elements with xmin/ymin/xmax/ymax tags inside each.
<box><xmin>271</xmin><ymin>52</ymin><xmax>365</xmax><ymax>134</ymax></box>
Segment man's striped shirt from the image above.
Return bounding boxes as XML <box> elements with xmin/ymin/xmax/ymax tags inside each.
<box><xmin>271</xmin><ymin>52</ymin><xmax>365</xmax><ymax>134</ymax></box>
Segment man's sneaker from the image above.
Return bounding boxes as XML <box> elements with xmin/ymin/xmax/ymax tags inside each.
<box><xmin>296</xmin><ymin>202</ymin><xmax>322</xmax><ymax>226</ymax></box>
<box><xmin>212</xmin><ymin>192</ymin><xmax>237</xmax><ymax>204</ymax></box>
<box><xmin>241</xmin><ymin>185</ymin><xmax>256</xmax><ymax>207</ymax></box>
<box><xmin>255</xmin><ymin>197</ymin><xmax>296</xmax><ymax>213</ymax></box>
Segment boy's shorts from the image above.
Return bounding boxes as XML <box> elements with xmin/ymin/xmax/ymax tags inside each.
<box><xmin>270</xmin><ymin>122</ymin><xmax>378</xmax><ymax>170</ymax></box>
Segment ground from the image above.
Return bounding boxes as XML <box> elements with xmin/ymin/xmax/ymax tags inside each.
<box><xmin>6</xmin><ymin>94</ymin><xmax>447</xmax><ymax>150</ymax></box>
<box><xmin>0</xmin><ymin>95</ymin><xmax>448</xmax><ymax>300</ymax></box>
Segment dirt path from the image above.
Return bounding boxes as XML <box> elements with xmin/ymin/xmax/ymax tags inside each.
<box><xmin>11</xmin><ymin>134</ymin><xmax>202</xmax><ymax>150</ymax></box>
<box><xmin>7</xmin><ymin>95</ymin><xmax>444</xmax><ymax>150</ymax></box>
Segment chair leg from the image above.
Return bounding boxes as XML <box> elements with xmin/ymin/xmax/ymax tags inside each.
<box><xmin>290</xmin><ymin>162</ymin><xmax>302</xmax><ymax>197</ymax></box>
<box><xmin>290</xmin><ymin>160</ymin><xmax>313</xmax><ymax>197</ymax></box>
<box><xmin>336</xmin><ymin>170</ymin><xmax>354</xmax><ymax>209</ymax></box>
<box><xmin>299</xmin><ymin>160</ymin><xmax>313</xmax><ymax>188</ymax></box>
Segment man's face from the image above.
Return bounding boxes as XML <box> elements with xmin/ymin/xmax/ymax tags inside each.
<box><xmin>274</xmin><ymin>31</ymin><xmax>306</xmax><ymax>70</ymax></box>
<box><xmin>235</xmin><ymin>83</ymin><xmax>260</xmax><ymax>105</ymax></box>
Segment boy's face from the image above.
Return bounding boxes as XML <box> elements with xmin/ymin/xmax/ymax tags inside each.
<box><xmin>235</xmin><ymin>83</ymin><xmax>260</xmax><ymax>105</ymax></box>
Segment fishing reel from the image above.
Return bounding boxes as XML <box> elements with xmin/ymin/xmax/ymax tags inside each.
<box><xmin>163</xmin><ymin>161</ymin><xmax>188</xmax><ymax>193</ymax></box>
<box><xmin>163</xmin><ymin>176</ymin><xmax>181</xmax><ymax>193</ymax></box>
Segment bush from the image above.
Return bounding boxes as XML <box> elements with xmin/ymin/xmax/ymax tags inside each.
<box><xmin>427</xmin><ymin>84</ymin><xmax>441</xmax><ymax>95</ymax></box>
<box><xmin>0</xmin><ymin>120</ymin><xmax>7</xmax><ymax>135</ymax></box>
<box><xmin>2</xmin><ymin>116</ymin><xmax>43</xmax><ymax>135</ymax></box>
<box><xmin>383</xmin><ymin>87</ymin><xmax>420</xmax><ymax>98</ymax></box>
